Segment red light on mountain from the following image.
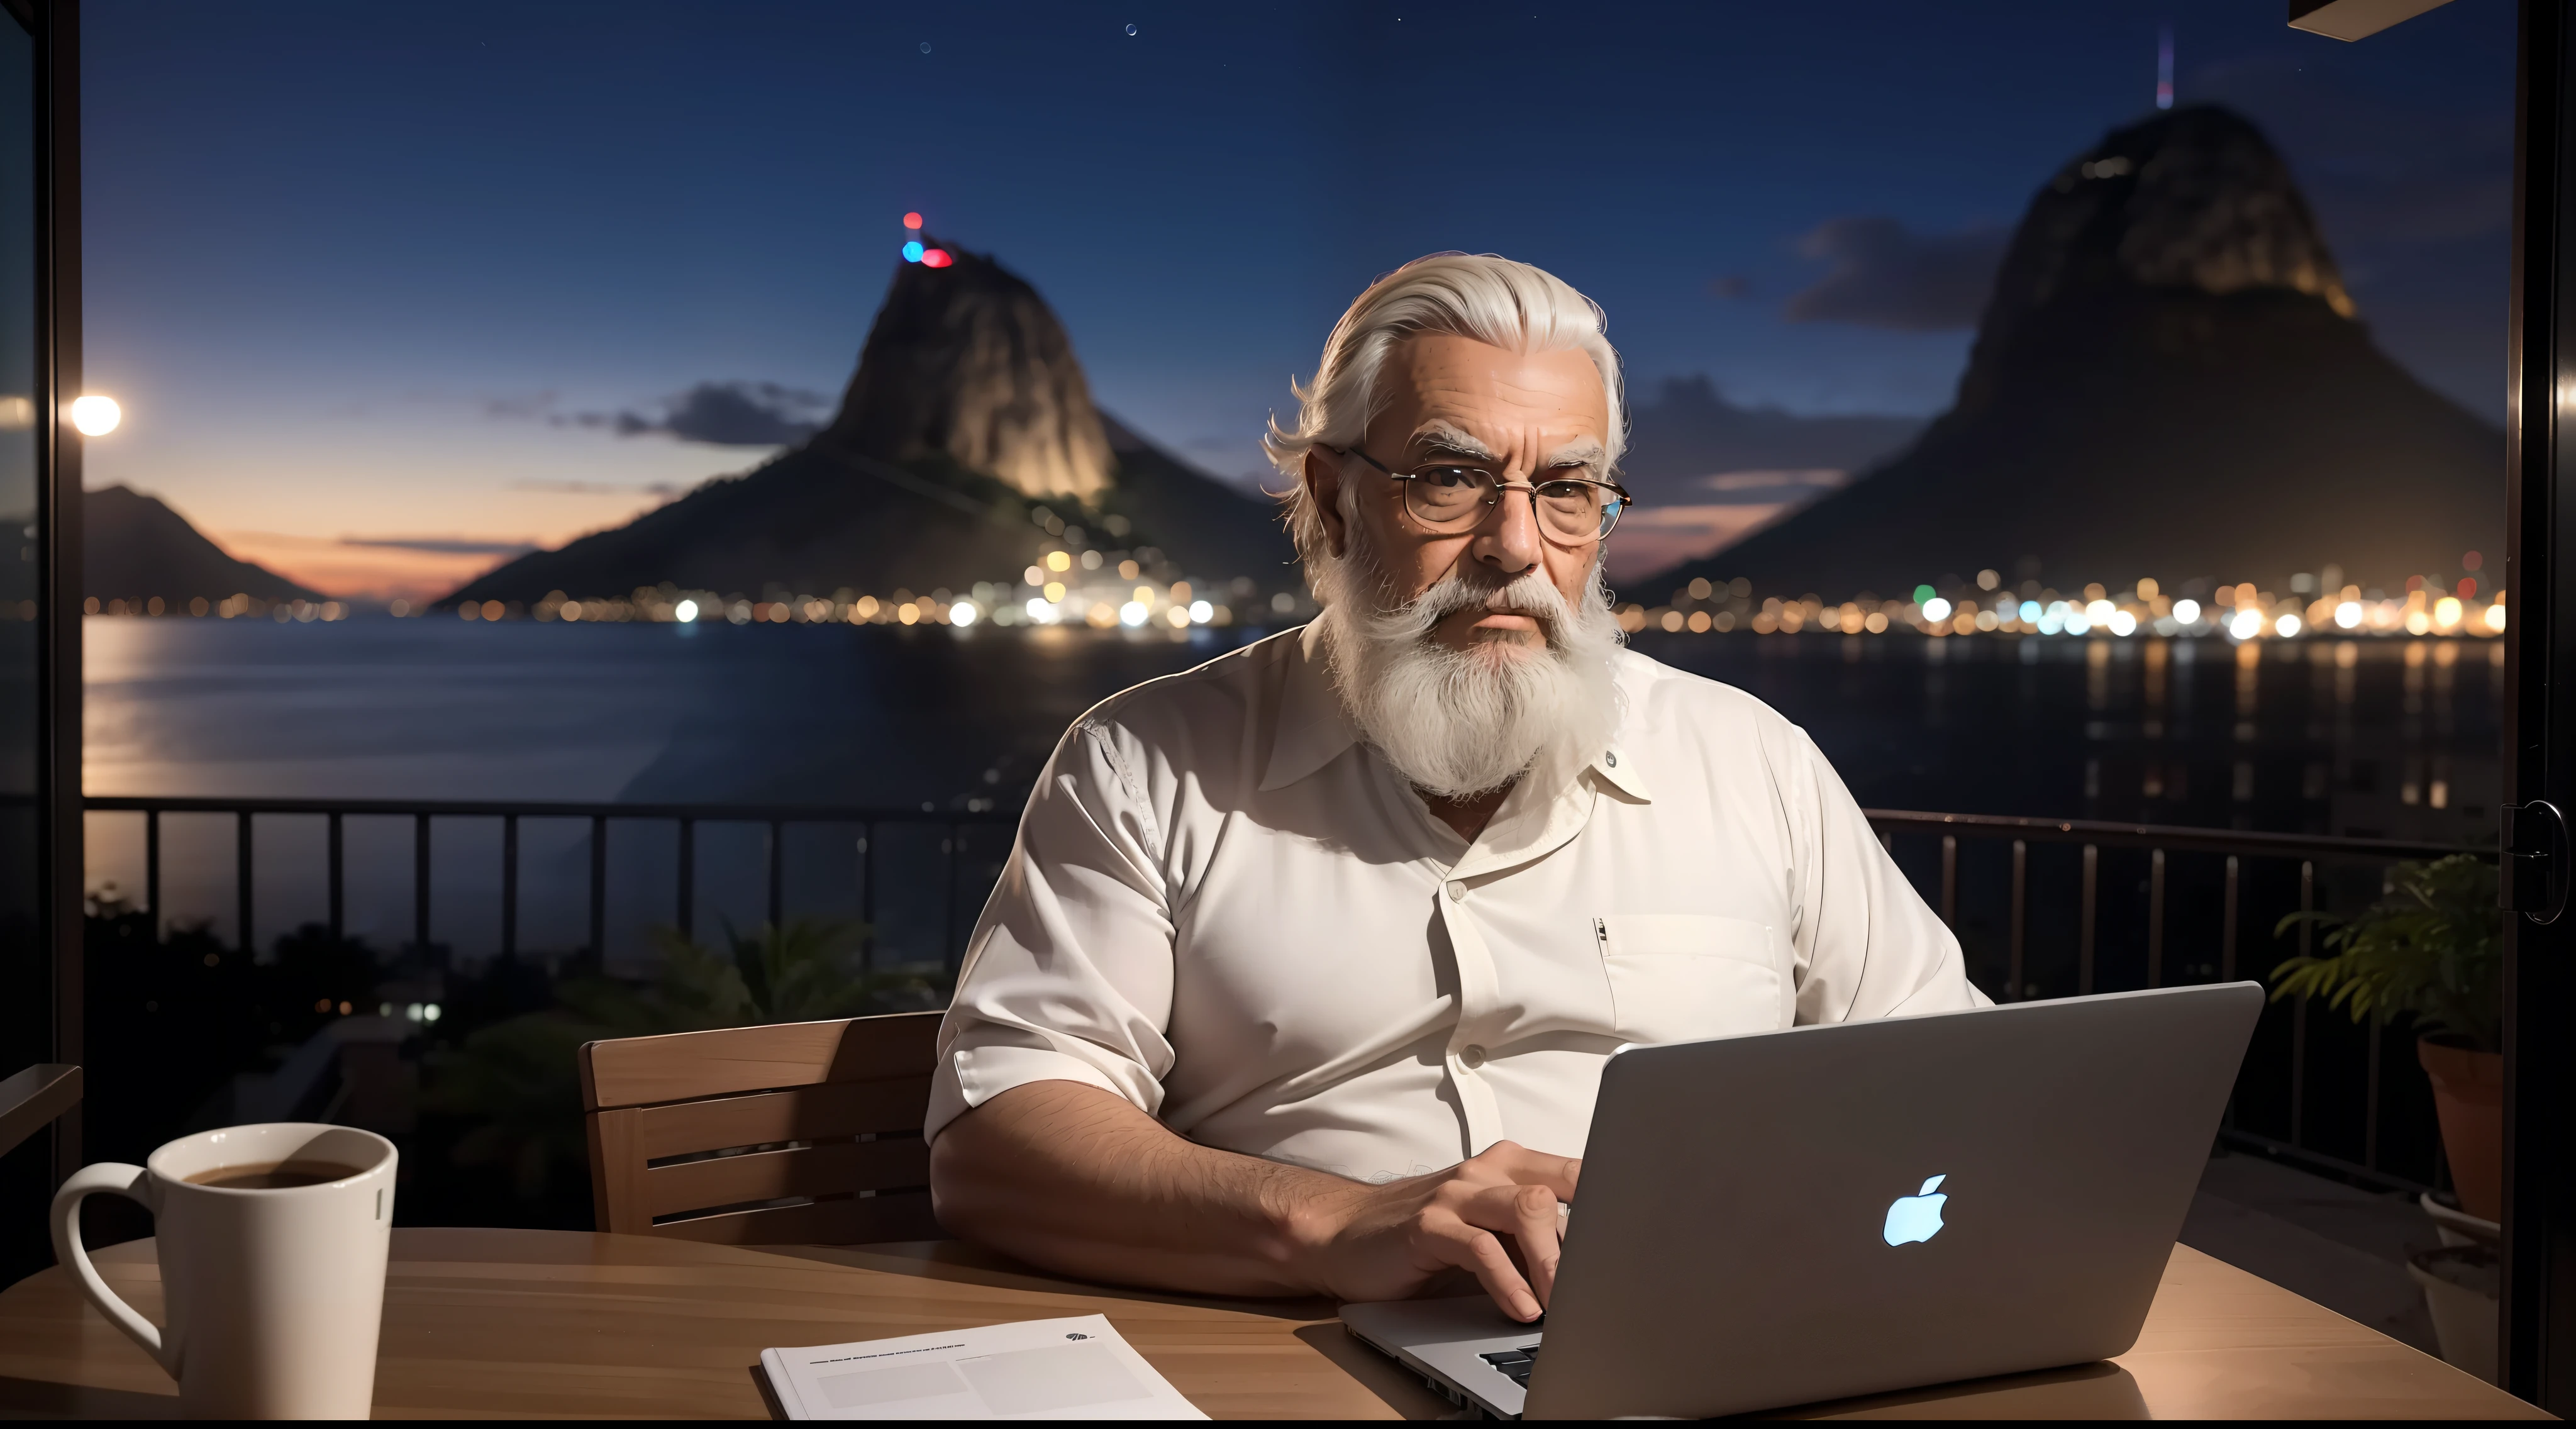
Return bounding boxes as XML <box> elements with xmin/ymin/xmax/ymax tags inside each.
<box><xmin>922</xmin><ymin>248</ymin><xmax>953</xmax><ymax>268</ymax></box>
<box><xmin>902</xmin><ymin>212</ymin><xmax>923</xmax><ymax>230</ymax></box>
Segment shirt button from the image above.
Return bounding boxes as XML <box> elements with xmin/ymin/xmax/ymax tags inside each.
<box><xmin>1459</xmin><ymin>1044</ymin><xmax>1487</xmax><ymax>1069</ymax></box>
<box><xmin>1446</xmin><ymin>880</ymin><xmax>1468</xmax><ymax>900</ymax></box>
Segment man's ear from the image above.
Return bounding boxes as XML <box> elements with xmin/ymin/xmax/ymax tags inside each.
<box><xmin>1304</xmin><ymin>449</ymin><xmax>1350</xmax><ymax>559</ymax></box>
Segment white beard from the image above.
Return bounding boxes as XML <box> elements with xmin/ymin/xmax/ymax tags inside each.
<box><xmin>1311</xmin><ymin>537</ymin><xmax>1624</xmax><ymax>801</ymax></box>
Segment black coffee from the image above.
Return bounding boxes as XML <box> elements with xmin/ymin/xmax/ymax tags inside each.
<box><xmin>182</xmin><ymin>1160</ymin><xmax>366</xmax><ymax>1189</ymax></box>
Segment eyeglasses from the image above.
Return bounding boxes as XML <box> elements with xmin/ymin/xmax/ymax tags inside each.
<box><xmin>1330</xmin><ymin>446</ymin><xmax>1633</xmax><ymax>545</ymax></box>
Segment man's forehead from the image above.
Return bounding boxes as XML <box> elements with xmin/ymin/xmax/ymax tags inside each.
<box><xmin>1382</xmin><ymin>335</ymin><xmax>1607</xmax><ymax>445</ymax></box>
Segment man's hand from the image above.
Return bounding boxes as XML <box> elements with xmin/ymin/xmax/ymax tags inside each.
<box><xmin>1284</xmin><ymin>1141</ymin><xmax>1579</xmax><ymax>1322</ymax></box>
<box><xmin>931</xmin><ymin>1082</ymin><xmax>1579</xmax><ymax>1323</ymax></box>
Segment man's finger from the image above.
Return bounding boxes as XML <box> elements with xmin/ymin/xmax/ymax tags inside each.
<box><xmin>1470</xmin><ymin>1143</ymin><xmax>1582</xmax><ymax>1201</ymax></box>
<box><xmin>1460</xmin><ymin>1184</ymin><xmax>1565</xmax><ymax>1309</ymax></box>
<box><xmin>1420</xmin><ymin>1215</ymin><xmax>1541</xmax><ymax>1322</ymax></box>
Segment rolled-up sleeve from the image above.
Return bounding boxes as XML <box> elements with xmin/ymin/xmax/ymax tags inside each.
<box><xmin>1784</xmin><ymin>727</ymin><xmax>1994</xmax><ymax>1024</ymax></box>
<box><xmin>924</xmin><ymin>718</ymin><xmax>1180</xmax><ymax>1143</ymax></box>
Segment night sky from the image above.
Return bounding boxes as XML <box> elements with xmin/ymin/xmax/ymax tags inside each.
<box><xmin>80</xmin><ymin>1</ymin><xmax>2513</xmax><ymax>600</ymax></box>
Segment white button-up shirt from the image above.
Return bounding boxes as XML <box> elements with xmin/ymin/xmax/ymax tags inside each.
<box><xmin>926</xmin><ymin>625</ymin><xmax>1987</xmax><ymax>1182</ymax></box>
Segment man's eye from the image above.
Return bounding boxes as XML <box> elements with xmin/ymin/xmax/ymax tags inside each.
<box><xmin>1421</xmin><ymin>467</ymin><xmax>1485</xmax><ymax>488</ymax></box>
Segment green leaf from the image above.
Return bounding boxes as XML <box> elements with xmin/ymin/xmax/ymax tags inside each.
<box><xmin>2263</xmin><ymin>854</ymin><xmax>2501</xmax><ymax>1052</ymax></box>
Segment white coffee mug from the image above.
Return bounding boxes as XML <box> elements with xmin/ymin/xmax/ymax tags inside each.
<box><xmin>50</xmin><ymin>1122</ymin><xmax>397</xmax><ymax>1419</ymax></box>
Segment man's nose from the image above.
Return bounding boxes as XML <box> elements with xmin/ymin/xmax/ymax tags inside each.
<box><xmin>1471</xmin><ymin>484</ymin><xmax>1544</xmax><ymax>575</ymax></box>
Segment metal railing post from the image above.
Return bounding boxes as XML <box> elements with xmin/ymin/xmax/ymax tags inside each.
<box><xmin>327</xmin><ymin>811</ymin><xmax>344</xmax><ymax>945</ymax></box>
<box><xmin>677</xmin><ymin>817</ymin><xmax>696</xmax><ymax>941</ymax></box>
<box><xmin>2290</xmin><ymin>860</ymin><xmax>2314</xmax><ymax>1148</ymax></box>
<box><xmin>1940</xmin><ymin>834</ymin><xmax>1957</xmax><ymax>928</ymax></box>
<box><xmin>2366</xmin><ymin>1022</ymin><xmax>2384</xmax><ymax>1172</ymax></box>
<box><xmin>501</xmin><ymin>814</ymin><xmax>519</xmax><ymax>959</ymax></box>
<box><xmin>414</xmin><ymin>813</ymin><xmax>431</xmax><ymax>959</ymax></box>
<box><xmin>2146</xmin><ymin>848</ymin><xmax>2165</xmax><ymax>987</ymax></box>
<box><xmin>859</xmin><ymin>825</ymin><xmax>876</xmax><ymax>973</ymax></box>
<box><xmin>2221</xmin><ymin>854</ymin><xmax>2240</xmax><ymax>982</ymax></box>
<box><xmin>2009</xmin><ymin>838</ymin><xmax>2027</xmax><ymax>999</ymax></box>
<box><xmin>943</xmin><ymin>823</ymin><xmax>963</xmax><ymax>973</ymax></box>
<box><xmin>236</xmin><ymin>810</ymin><xmax>254</xmax><ymax>959</ymax></box>
<box><xmin>588</xmin><ymin>815</ymin><xmax>608</xmax><ymax>967</ymax></box>
<box><xmin>143</xmin><ymin>807</ymin><xmax>158</xmax><ymax>935</ymax></box>
<box><xmin>767</xmin><ymin>819</ymin><xmax>785</xmax><ymax>933</ymax></box>
<box><xmin>2079</xmin><ymin>843</ymin><xmax>2099</xmax><ymax>995</ymax></box>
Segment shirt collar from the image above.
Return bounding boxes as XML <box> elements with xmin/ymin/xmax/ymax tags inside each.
<box><xmin>1588</xmin><ymin>651</ymin><xmax>1653</xmax><ymax>801</ymax></box>
<box><xmin>1260</xmin><ymin>621</ymin><xmax>1358</xmax><ymax>792</ymax></box>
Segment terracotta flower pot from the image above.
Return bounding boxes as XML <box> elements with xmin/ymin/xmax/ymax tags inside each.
<box><xmin>2419</xmin><ymin>1038</ymin><xmax>2505</xmax><ymax>1223</ymax></box>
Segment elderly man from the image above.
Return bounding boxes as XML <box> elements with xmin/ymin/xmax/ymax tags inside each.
<box><xmin>927</xmin><ymin>253</ymin><xmax>1986</xmax><ymax>1323</ymax></box>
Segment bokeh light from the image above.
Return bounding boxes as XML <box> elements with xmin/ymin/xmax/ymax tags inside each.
<box><xmin>70</xmin><ymin>394</ymin><xmax>120</xmax><ymax>435</ymax></box>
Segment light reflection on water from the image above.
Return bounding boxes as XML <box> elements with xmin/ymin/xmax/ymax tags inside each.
<box><xmin>79</xmin><ymin>619</ymin><xmax>2499</xmax><ymax>966</ymax></box>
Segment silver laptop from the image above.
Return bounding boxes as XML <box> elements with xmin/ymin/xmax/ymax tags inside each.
<box><xmin>1340</xmin><ymin>982</ymin><xmax>2262</xmax><ymax>1419</ymax></box>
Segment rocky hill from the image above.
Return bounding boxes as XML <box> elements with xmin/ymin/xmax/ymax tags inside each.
<box><xmin>448</xmin><ymin>241</ymin><xmax>1292</xmax><ymax>606</ymax></box>
<box><xmin>85</xmin><ymin>485</ymin><xmax>322</xmax><ymax>604</ymax></box>
<box><xmin>1647</xmin><ymin>106</ymin><xmax>2502</xmax><ymax>601</ymax></box>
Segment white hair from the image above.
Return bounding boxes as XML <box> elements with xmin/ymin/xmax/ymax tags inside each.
<box><xmin>1265</xmin><ymin>252</ymin><xmax>1626</xmax><ymax>574</ymax></box>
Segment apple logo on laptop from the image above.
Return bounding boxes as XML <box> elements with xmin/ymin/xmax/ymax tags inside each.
<box><xmin>1882</xmin><ymin>1174</ymin><xmax>1948</xmax><ymax>1246</ymax></box>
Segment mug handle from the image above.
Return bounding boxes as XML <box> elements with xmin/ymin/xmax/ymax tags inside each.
<box><xmin>49</xmin><ymin>1163</ymin><xmax>176</xmax><ymax>1372</ymax></box>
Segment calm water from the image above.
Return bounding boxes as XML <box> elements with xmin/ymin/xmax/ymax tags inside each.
<box><xmin>80</xmin><ymin>618</ymin><xmax>2503</xmax><ymax>965</ymax></box>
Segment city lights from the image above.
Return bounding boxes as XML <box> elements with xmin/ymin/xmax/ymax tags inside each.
<box><xmin>1119</xmin><ymin>600</ymin><xmax>1149</xmax><ymax>627</ymax></box>
<box><xmin>674</xmin><ymin>598</ymin><xmax>699</xmax><ymax>622</ymax></box>
<box><xmin>2229</xmin><ymin>608</ymin><xmax>2264</xmax><ymax>640</ymax></box>
<box><xmin>950</xmin><ymin>600</ymin><xmax>979</xmax><ymax>626</ymax></box>
<box><xmin>2172</xmin><ymin>598</ymin><xmax>2201</xmax><ymax>625</ymax></box>
<box><xmin>2336</xmin><ymin>600</ymin><xmax>2362</xmax><ymax>628</ymax></box>
<box><xmin>2275</xmin><ymin>612</ymin><xmax>2302</xmax><ymax>638</ymax></box>
<box><xmin>1921</xmin><ymin>597</ymin><xmax>1953</xmax><ymax>622</ymax></box>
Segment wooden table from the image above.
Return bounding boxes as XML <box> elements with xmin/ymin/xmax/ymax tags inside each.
<box><xmin>0</xmin><ymin>1230</ymin><xmax>2545</xmax><ymax>1420</ymax></box>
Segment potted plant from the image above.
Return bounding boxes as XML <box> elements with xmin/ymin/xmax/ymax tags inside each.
<box><xmin>2271</xmin><ymin>853</ymin><xmax>2502</xmax><ymax>1221</ymax></box>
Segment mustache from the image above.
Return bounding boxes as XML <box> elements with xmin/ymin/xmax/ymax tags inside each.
<box><xmin>1402</xmin><ymin>568</ymin><xmax>1570</xmax><ymax>628</ymax></box>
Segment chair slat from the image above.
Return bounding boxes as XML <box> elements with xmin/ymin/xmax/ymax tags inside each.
<box><xmin>651</xmin><ymin>1189</ymin><xmax>945</xmax><ymax>1246</ymax></box>
<box><xmin>580</xmin><ymin>1011</ymin><xmax>943</xmax><ymax>1111</ymax></box>
<box><xmin>645</xmin><ymin>1138</ymin><xmax>931</xmax><ymax>1219</ymax></box>
<box><xmin>580</xmin><ymin>1012</ymin><xmax>948</xmax><ymax>1244</ymax></box>
<box><xmin>631</xmin><ymin>1076</ymin><xmax>933</xmax><ymax>1162</ymax></box>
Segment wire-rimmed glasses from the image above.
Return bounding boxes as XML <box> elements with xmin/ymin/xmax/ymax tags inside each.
<box><xmin>1330</xmin><ymin>445</ymin><xmax>1633</xmax><ymax>545</ymax></box>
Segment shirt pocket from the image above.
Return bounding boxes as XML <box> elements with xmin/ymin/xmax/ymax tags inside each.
<box><xmin>1595</xmin><ymin>913</ymin><xmax>1787</xmax><ymax>1045</ymax></box>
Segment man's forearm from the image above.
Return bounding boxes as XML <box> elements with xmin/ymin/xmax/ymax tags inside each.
<box><xmin>927</xmin><ymin>1079</ymin><xmax>1358</xmax><ymax>1297</ymax></box>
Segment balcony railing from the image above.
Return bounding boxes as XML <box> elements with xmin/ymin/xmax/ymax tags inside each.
<box><xmin>82</xmin><ymin>796</ymin><xmax>2478</xmax><ymax>1197</ymax></box>
<box><xmin>82</xmin><ymin>796</ymin><xmax>1021</xmax><ymax>972</ymax></box>
<box><xmin>1868</xmin><ymin>809</ymin><xmax>2484</xmax><ymax>1198</ymax></box>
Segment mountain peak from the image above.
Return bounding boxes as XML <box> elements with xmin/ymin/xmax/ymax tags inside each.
<box><xmin>818</xmin><ymin>240</ymin><xmax>1115</xmax><ymax>503</ymax></box>
<box><xmin>1977</xmin><ymin>105</ymin><xmax>2352</xmax><ymax>364</ymax></box>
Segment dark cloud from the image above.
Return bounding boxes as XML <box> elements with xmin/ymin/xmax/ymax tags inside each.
<box><xmin>577</xmin><ymin>381</ymin><xmax>831</xmax><ymax>447</ymax></box>
<box><xmin>1782</xmin><ymin>216</ymin><xmax>2010</xmax><ymax>331</ymax></box>
<box><xmin>339</xmin><ymin>536</ymin><xmax>538</xmax><ymax>556</ymax></box>
<box><xmin>1706</xmin><ymin>275</ymin><xmax>1751</xmax><ymax>300</ymax></box>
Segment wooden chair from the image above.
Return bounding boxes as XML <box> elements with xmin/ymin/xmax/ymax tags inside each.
<box><xmin>0</xmin><ymin>1064</ymin><xmax>80</xmax><ymax>1160</ymax></box>
<box><xmin>579</xmin><ymin>1012</ymin><xmax>945</xmax><ymax>1245</ymax></box>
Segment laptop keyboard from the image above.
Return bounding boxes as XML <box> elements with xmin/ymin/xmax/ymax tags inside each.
<box><xmin>1479</xmin><ymin>1345</ymin><xmax>1543</xmax><ymax>1388</ymax></box>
